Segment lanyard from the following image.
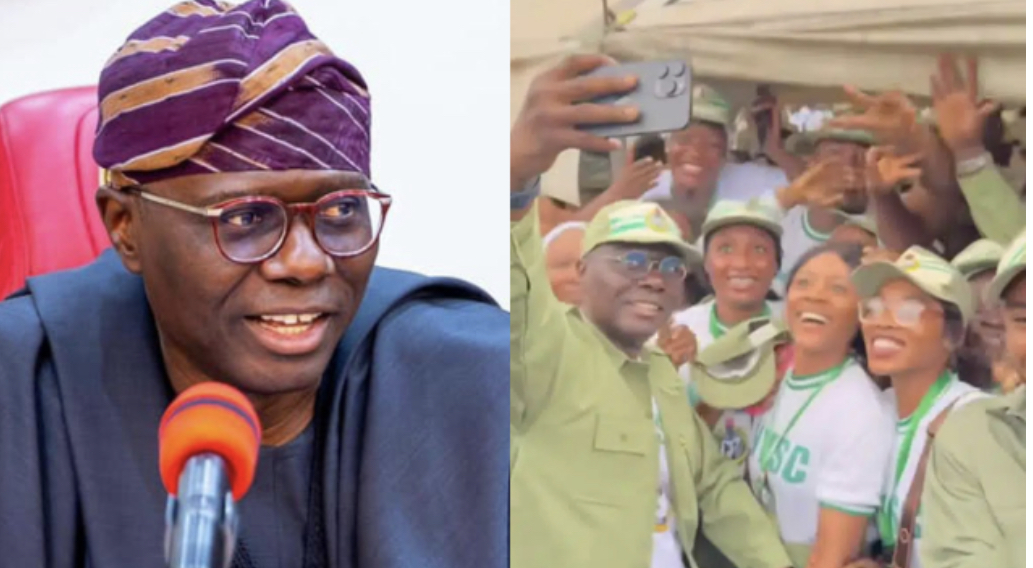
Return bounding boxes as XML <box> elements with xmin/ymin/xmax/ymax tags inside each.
<box><xmin>756</xmin><ymin>359</ymin><xmax>847</xmax><ymax>473</ymax></box>
<box><xmin>878</xmin><ymin>371</ymin><xmax>953</xmax><ymax>541</ymax></box>
<box><xmin>709</xmin><ymin>302</ymin><xmax>772</xmax><ymax>340</ymax></box>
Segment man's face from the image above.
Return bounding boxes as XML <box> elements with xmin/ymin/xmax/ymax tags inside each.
<box><xmin>667</xmin><ymin>122</ymin><xmax>727</xmax><ymax>194</ymax></box>
<box><xmin>578</xmin><ymin>243</ymin><xmax>687</xmax><ymax>353</ymax></box>
<box><xmin>103</xmin><ymin>170</ymin><xmax>377</xmax><ymax>397</ymax></box>
<box><xmin>1001</xmin><ymin>273</ymin><xmax>1026</xmax><ymax>377</ymax></box>
<box><xmin>811</xmin><ymin>139</ymin><xmax>868</xmax><ymax>214</ymax></box>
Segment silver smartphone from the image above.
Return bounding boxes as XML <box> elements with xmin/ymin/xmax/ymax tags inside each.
<box><xmin>576</xmin><ymin>60</ymin><xmax>693</xmax><ymax>139</ymax></box>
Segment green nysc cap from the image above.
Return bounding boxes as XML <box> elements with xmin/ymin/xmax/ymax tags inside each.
<box><xmin>582</xmin><ymin>201</ymin><xmax>702</xmax><ymax>264</ymax></box>
<box><xmin>693</xmin><ymin>317</ymin><xmax>790</xmax><ymax>410</ymax></box>
<box><xmin>986</xmin><ymin>228</ymin><xmax>1026</xmax><ymax>303</ymax></box>
<box><xmin>951</xmin><ymin>238</ymin><xmax>1005</xmax><ymax>280</ymax></box>
<box><xmin>702</xmin><ymin>198</ymin><xmax>784</xmax><ymax>243</ymax></box>
<box><xmin>851</xmin><ymin>245</ymin><xmax>975</xmax><ymax>326</ymax></box>
<box><xmin>692</xmin><ymin>84</ymin><xmax>733</xmax><ymax>129</ymax></box>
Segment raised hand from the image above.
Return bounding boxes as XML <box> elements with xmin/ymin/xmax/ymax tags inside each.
<box><xmin>607</xmin><ymin>152</ymin><xmax>665</xmax><ymax>200</ymax></box>
<box><xmin>776</xmin><ymin>160</ymin><xmax>851</xmax><ymax>210</ymax></box>
<box><xmin>828</xmin><ymin>86</ymin><xmax>922</xmax><ymax>151</ymax></box>
<box><xmin>931</xmin><ymin>54</ymin><xmax>999</xmax><ymax>157</ymax></box>
<box><xmin>865</xmin><ymin>146</ymin><xmax>923</xmax><ymax>196</ymax></box>
<box><xmin>511</xmin><ymin>54</ymin><xmax>639</xmax><ymax>188</ymax></box>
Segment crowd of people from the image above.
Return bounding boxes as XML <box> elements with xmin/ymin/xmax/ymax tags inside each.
<box><xmin>510</xmin><ymin>52</ymin><xmax>1024</xmax><ymax>568</ymax></box>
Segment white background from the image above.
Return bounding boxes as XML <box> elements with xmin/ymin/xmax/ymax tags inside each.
<box><xmin>0</xmin><ymin>0</ymin><xmax>510</xmax><ymax>306</ymax></box>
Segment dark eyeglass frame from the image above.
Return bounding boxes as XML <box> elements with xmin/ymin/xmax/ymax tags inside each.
<box><xmin>122</xmin><ymin>186</ymin><xmax>393</xmax><ymax>264</ymax></box>
<box><xmin>604</xmin><ymin>251</ymin><xmax>689</xmax><ymax>281</ymax></box>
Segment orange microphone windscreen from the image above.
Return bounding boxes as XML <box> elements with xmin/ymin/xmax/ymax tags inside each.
<box><xmin>159</xmin><ymin>382</ymin><xmax>261</xmax><ymax>501</ymax></box>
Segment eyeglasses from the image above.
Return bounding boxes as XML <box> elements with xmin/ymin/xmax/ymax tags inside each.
<box><xmin>858</xmin><ymin>297</ymin><xmax>943</xmax><ymax>328</ymax></box>
<box><xmin>605</xmin><ymin>251</ymin><xmax>688</xmax><ymax>282</ymax></box>
<box><xmin>124</xmin><ymin>187</ymin><xmax>392</xmax><ymax>264</ymax></box>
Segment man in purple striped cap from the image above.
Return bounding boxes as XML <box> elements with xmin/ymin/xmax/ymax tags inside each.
<box><xmin>0</xmin><ymin>2</ymin><xmax>507</xmax><ymax>567</ymax></box>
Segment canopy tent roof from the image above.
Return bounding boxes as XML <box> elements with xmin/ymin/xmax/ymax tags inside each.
<box><xmin>512</xmin><ymin>0</ymin><xmax>1025</xmax><ymax>205</ymax></box>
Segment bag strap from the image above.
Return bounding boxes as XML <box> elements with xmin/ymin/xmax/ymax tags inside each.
<box><xmin>890</xmin><ymin>401</ymin><xmax>957</xmax><ymax>568</ymax></box>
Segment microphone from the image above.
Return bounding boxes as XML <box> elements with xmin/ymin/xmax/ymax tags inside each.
<box><xmin>159</xmin><ymin>382</ymin><xmax>262</xmax><ymax>568</ymax></box>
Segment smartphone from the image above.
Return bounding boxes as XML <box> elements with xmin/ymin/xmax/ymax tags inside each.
<box><xmin>576</xmin><ymin>60</ymin><xmax>692</xmax><ymax>139</ymax></box>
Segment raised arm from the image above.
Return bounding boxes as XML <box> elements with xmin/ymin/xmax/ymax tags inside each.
<box><xmin>930</xmin><ymin>54</ymin><xmax>1023</xmax><ymax>244</ymax></box>
<box><xmin>509</xmin><ymin>55</ymin><xmax>638</xmax><ymax>425</ymax></box>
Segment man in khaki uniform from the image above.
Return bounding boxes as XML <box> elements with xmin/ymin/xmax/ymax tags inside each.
<box><xmin>510</xmin><ymin>54</ymin><xmax>791</xmax><ymax>568</ymax></box>
<box><xmin>920</xmin><ymin>228</ymin><xmax>1025</xmax><ymax>568</ymax></box>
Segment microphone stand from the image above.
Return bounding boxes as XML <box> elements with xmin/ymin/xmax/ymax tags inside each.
<box><xmin>165</xmin><ymin>453</ymin><xmax>240</xmax><ymax>568</ymax></box>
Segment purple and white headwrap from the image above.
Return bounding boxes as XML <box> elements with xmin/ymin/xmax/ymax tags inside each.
<box><xmin>94</xmin><ymin>0</ymin><xmax>371</xmax><ymax>189</ymax></box>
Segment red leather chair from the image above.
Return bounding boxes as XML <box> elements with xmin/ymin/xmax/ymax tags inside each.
<box><xmin>0</xmin><ymin>87</ymin><xmax>108</xmax><ymax>299</ymax></box>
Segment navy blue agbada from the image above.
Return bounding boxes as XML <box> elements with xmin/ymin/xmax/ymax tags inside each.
<box><xmin>0</xmin><ymin>249</ymin><xmax>508</xmax><ymax>568</ymax></box>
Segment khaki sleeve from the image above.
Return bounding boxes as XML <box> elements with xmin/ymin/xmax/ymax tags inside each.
<box><xmin>691</xmin><ymin>409</ymin><xmax>791</xmax><ymax>568</ymax></box>
<box><xmin>920</xmin><ymin>434</ymin><xmax>1008</xmax><ymax>568</ymax></box>
<box><xmin>510</xmin><ymin>199</ymin><xmax>571</xmax><ymax>429</ymax></box>
<box><xmin>957</xmin><ymin>164</ymin><xmax>1025</xmax><ymax>245</ymax></box>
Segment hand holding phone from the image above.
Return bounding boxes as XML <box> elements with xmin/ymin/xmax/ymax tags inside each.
<box><xmin>511</xmin><ymin>54</ymin><xmax>641</xmax><ymax>184</ymax></box>
<box><xmin>575</xmin><ymin>60</ymin><xmax>693</xmax><ymax>139</ymax></box>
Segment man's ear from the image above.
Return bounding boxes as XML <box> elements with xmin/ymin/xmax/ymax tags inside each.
<box><xmin>96</xmin><ymin>186</ymin><xmax>143</xmax><ymax>274</ymax></box>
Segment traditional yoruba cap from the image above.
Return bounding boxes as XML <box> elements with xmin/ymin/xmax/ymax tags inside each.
<box><xmin>951</xmin><ymin>238</ymin><xmax>1005</xmax><ymax>279</ymax></box>
<box><xmin>94</xmin><ymin>0</ymin><xmax>371</xmax><ymax>188</ymax></box>
<box><xmin>787</xmin><ymin>105</ymin><xmax>876</xmax><ymax>155</ymax></box>
<box><xmin>702</xmin><ymin>198</ymin><xmax>784</xmax><ymax>242</ymax></box>
<box><xmin>582</xmin><ymin>201</ymin><xmax>701</xmax><ymax>264</ymax></box>
<box><xmin>851</xmin><ymin>245</ymin><xmax>975</xmax><ymax>325</ymax></box>
<box><xmin>691</xmin><ymin>84</ymin><xmax>733</xmax><ymax>129</ymax></box>
<box><xmin>693</xmin><ymin>317</ymin><xmax>790</xmax><ymax>409</ymax></box>
<box><xmin>986</xmin><ymin>228</ymin><xmax>1026</xmax><ymax>302</ymax></box>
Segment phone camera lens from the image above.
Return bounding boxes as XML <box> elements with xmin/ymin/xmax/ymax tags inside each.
<box><xmin>668</xmin><ymin>62</ymin><xmax>686</xmax><ymax>77</ymax></box>
<box><xmin>655</xmin><ymin>78</ymin><xmax>678</xmax><ymax>98</ymax></box>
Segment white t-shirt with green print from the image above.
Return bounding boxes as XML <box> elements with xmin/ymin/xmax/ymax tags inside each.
<box><xmin>877</xmin><ymin>375</ymin><xmax>986</xmax><ymax>568</ymax></box>
<box><xmin>747</xmin><ymin>358</ymin><xmax>895</xmax><ymax>546</ymax></box>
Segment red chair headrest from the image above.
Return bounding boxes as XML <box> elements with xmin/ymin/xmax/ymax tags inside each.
<box><xmin>0</xmin><ymin>86</ymin><xmax>108</xmax><ymax>299</ymax></box>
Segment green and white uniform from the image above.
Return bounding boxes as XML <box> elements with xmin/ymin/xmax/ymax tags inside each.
<box><xmin>747</xmin><ymin>358</ymin><xmax>894</xmax><ymax>552</ymax></box>
<box><xmin>878</xmin><ymin>373</ymin><xmax>986</xmax><ymax>567</ymax></box>
<box><xmin>672</xmin><ymin>299</ymin><xmax>784</xmax><ymax>466</ymax></box>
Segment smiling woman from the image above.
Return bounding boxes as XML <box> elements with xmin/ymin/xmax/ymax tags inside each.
<box><xmin>0</xmin><ymin>2</ymin><xmax>508</xmax><ymax>567</ymax></box>
<box><xmin>748</xmin><ymin>242</ymin><xmax>894</xmax><ymax>568</ymax></box>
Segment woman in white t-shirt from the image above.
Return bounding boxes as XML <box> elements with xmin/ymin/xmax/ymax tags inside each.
<box><xmin>851</xmin><ymin>246</ymin><xmax>988</xmax><ymax>568</ymax></box>
<box><xmin>748</xmin><ymin>242</ymin><xmax>895</xmax><ymax>568</ymax></box>
<box><xmin>661</xmin><ymin>199</ymin><xmax>786</xmax><ymax>568</ymax></box>
<box><xmin>669</xmin><ymin>200</ymin><xmax>785</xmax><ymax>425</ymax></box>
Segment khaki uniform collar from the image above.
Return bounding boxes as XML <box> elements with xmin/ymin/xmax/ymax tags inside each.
<box><xmin>570</xmin><ymin>306</ymin><xmax>652</xmax><ymax>369</ymax></box>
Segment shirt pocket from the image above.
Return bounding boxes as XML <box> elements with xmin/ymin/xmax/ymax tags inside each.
<box><xmin>594</xmin><ymin>415</ymin><xmax>652</xmax><ymax>455</ymax></box>
<box><xmin>573</xmin><ymin>414</ymin><xmax>654</xmax><ymax>508</ymax></box>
